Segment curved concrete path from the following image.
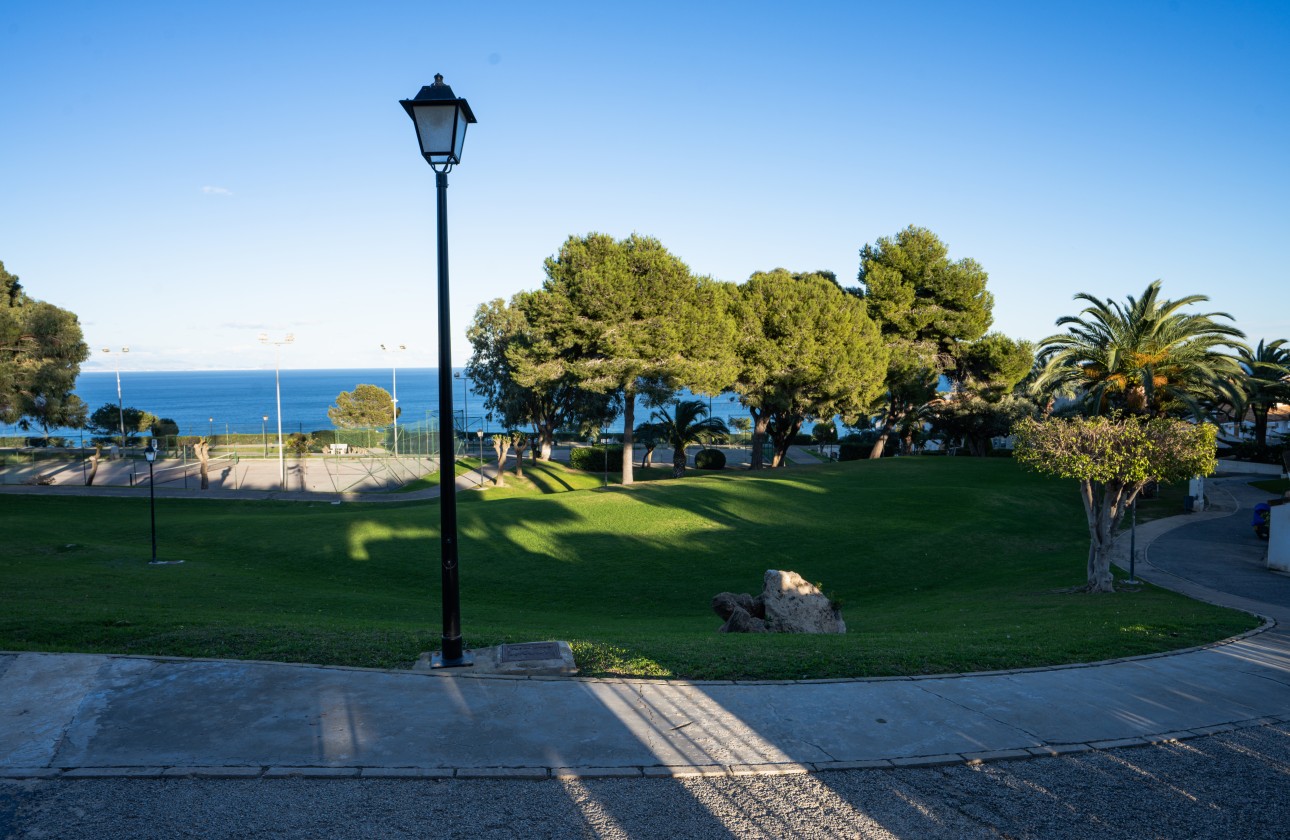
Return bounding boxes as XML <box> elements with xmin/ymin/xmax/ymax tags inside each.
<box><xmin>2</xmin><ymin>472</ymin><xmax>1288</xmax><ymax>782</ymax></box>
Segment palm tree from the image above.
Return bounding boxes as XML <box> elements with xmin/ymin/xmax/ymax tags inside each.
<box><xmin>1235</xmin><ymin>339</ymin><xmax>1290</xmax><ymax>446</ymax></box>
<box><xmin>1034</xmin><ymin>280</ymin><xmax>1246</xmax><ymax>418</ymax></box>
<box><xmin>650</xmin><ymin>399</ymin><xmax>729</xmax><ymax>478</ymax></box>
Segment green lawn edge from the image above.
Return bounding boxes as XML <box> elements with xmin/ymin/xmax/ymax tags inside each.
<box><xmin>1</xmin><ymin>458</ymin><xmax>1259</xmax><ymax>680</ymax></box>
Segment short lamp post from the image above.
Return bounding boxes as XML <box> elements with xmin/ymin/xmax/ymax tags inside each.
<box><xmin>144</xmin><ymin>441</ymin><xmax>159</xmax><ymax>564</ymax></box>
<box><xmin>476</xmin><ymin>429</ymin><xmax>485</xmax><ymax>487</ymax></box>
<box><xmin>1125</xmin><ymin>497</ymin><xmax>1141</xmax><ymax>585</ymax></box>
<box><xmin>262</xmin><ymin>415</ymin><xmax>269</xmax><ymax>457</ymax></box>
<box><xmin>601</xmin><ymin>436</ymin><xmax>610</xmax><ymax>488</ymax></box>
<box><xmin>402</xmin><ymin>74</ymin><xmax>477</xmax><ymax>668</ymax></box>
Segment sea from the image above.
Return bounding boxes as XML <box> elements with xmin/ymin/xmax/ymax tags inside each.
<box><xmin>5</xmin><ymin>369</ymin><xmax>762</xmax><ymax>440</ymax></box>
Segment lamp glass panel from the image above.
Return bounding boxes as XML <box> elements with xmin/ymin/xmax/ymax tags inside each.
<box><xmin>412</xmin><ymin>104</ymin><xmax>462</xmax><ymax>163</ymax></box>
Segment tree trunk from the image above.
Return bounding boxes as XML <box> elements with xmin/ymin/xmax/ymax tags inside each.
<box><xmin>749</xmin><ymin>408</ymin><xmax>770</xmax><ymax>470</ymax></box>
<box><xmin>868</xmin><ymin>408</ymin><xmax>903</xmax><ymax>459</ymax></box>
<box><xmin>1253</xmin><ymin>406</ymin><xmax>1269</xmax><ymax>447</ymax></box>
<box><xmin>621</xmin><ymin>386</ymin><xmax>635</xmax><ymax>486</ymax></box>
<box><xmin>641</xmin><ymin>444</ymin><xmax>656</xmax><ymax>469</ymax></box>
<box><xmin>514</xmin><ymin>441</ymin><xmax>527</xmax><ymax>478</ymax></box>
<box><xmin>491</xmin><ymin>438</ymin><xmax>511</xmax><ymax>486</ymax></box>
<box><xmin>84</xmin><ymin>445</ymin><xmax>101</xmax><ymax>486</ymax></box>
<box><xmin>196</xmin><ymin>440</ymin><xmax>210</xmax><ymax>490</ymax></box>
<box><xmin>672</xmin><ymin>446</ymin><xmax>687</xmax><ymax>478</ymax></box>
<box><xmin>769</xmin><ymin>417</ymin><xmax>802</xmax><ymax>468</ymax></box>
<box><xmin>535</xmin><ymin>423</ymin><xmax>555</xmax><ymax>461</ymax></box>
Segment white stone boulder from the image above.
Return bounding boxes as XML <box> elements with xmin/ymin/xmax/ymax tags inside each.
<box><xmin>760</xmin><ymin>570</ymin><xmax>846</xmax><ymax>634</ymax></box>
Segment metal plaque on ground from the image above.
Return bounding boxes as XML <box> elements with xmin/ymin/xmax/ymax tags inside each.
<box><xmin>499</xmin><ymin>642</ymin><xmax>562</xmax><ymax>663</ymax></box>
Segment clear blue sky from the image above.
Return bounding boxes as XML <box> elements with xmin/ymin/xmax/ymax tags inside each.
<box><xmin>2</xmin><ymin>0</ymin><xmax>1286</xmax><ymax>373</ymax></box>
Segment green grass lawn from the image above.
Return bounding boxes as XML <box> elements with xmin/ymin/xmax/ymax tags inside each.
<box><xmin>1250</xmin><ymin>478</ymin><xmax>1289</xmax><ymax>495</ymax></box>
<box><xmin>1</xmin><ymin>458</ymin><xmax>1257</xmax><ymax>679</ymax></box>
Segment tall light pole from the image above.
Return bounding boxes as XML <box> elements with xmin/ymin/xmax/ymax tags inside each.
<box><xmin>259</xmin><ymin>332</ymin><xmax>295</xmax><ymax>490</ymax></box>
<box><xmin>101</xmin><ymin>347</ymin><xmax>129</xmax><ymax>450</ymax></box>
<box><xmin>453</xmin><ymin>371</ymin><xmax>468</xmax><ymax>440</ymax></box>
<box><xmin>381</xmin><ymin>343</ymin><xmax>407</xmax><ymax>456</ymax></box>
<box><xmin>403</xmin><ymin>74</ymin><xmax>477</xmax><ymax>668</ymax></box>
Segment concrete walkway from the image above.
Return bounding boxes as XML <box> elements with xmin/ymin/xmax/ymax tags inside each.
<box><xmin>2</xmin><ymin>469</ymin><xmax>1288</xmax><ymax>782</ymax></box>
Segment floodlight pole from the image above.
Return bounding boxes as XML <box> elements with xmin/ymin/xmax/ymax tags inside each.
<box><xmin>102</xmin><ymin>347</ymin><xmax>129</xmax><ymax>451</ymax></box>
<box><xmin>260</xmin><ymin>333</ymin><xmax>294</xmax><ymax>490</ymax></box>
<box><xmin>381</xmin><ymin>344</ymin><xmax>407</xmax><ymax>456</ymax></box>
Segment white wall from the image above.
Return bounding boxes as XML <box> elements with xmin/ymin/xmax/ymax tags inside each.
<box><xmin>1268</xmin><ymin>504</ymin><xmax>1290</xmax><ymax>573</ymax></box>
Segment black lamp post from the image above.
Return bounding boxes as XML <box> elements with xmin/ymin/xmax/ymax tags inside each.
<box><xmin>601</xmin><ymin>436</ymin><xmax>610</xmax><ymax>487</ymax></box>
<box><xmin>476</xmin><ymin>429</ymin><xmax>485</xmax><ymax>487</ymax></box>
<box><xmin>1125</xmin><ymin>497</ymin><xmax>1141</xmax><ymax>585</ymax></box>
<box><xmin>145</xmin><ymin>441</ymin><xmax>159</xmax><ymax>564</ymax></box>
<box><xmin>402</xmin><ymin>74</ymin><xmax>477</xmax><ymax>668</ymax></box>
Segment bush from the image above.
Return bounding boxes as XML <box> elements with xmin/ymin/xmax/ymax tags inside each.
<box><xmin>694</xmin><ymin>448</ymin><xmax>726</xmax><ymax>470</ymax></box>
<box><xmin>838</xmin><ymin>442</ymin><xmax>866</xmax><ymax>461</ymax></box>
<box><xmin>150</xmin><ymin>418</ymin><xmax>180</xmax><ymax>437</ymax></box>
<box><xmin>1228</xmin><ymin>441</ymin><xmax>1286</xmax><ymax>465</ymax></box>
<box><xmin>793</xmin><ymin>433</ymin><xmax>813</xmax><ymax>445</ymax></box>
<box><xmin>569</xmin><ymin>445</ymin><xmax>623</xmax><ymax>471</ymax></box>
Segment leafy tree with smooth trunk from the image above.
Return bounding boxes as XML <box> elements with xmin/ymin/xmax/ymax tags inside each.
<box><xmin>650</xmin><ymin>400</ymin><xmax>729</xmax><ymax>478</ymax></box>
<box><xmin>929</xmin><ymin>332</ymin><xmax>1038</xmax><ymax>455</ymax></box>
<box><xmin>537</xmin><ymin>233</ymin><xmax>737</xmax><ymax>484</ymax></box>
<box><xmin>1033</xmin><ymin>280</ymin><xmax>1245</xmax><ymax>419</ymax></box>
<box><xmin>328</xmin><ymin>384</ymin><xmax>398</xmax><ymax>429</ymax></box>
<box><xmin>734</xmin><ymin>269</ymin><xmax>889</xmax><ymax>469</ymax></box>
<box><xmin>0</xmin><ymin>261</ymin><xmax>89</xmax><ymax>435</ymax></box>
<box><xmin>1012</xmin><ymin>414</ymin><xmax>1217</xmax><ymax>592</ymax></box>
<box><xmin>468</xmin><ymin>294</ymin><xmax>617</xmax><ymax>461</ymax></box>
<box><xmin>87</xmin><ymin>403</ymin><xmax>159</xmax><ymax>446</ymax></box>
<box><xmin>855</xmin><ymin>226</ymin><xmax>993</xmax><ymax>457</ymax></box>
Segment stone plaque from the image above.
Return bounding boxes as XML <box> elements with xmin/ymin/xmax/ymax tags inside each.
<box><xmin>499</xmin><ymin>642</ymin><xmax>561</xmax><ymax>663</ymax></box>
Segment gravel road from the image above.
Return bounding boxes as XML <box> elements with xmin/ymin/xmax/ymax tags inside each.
<box><xmin>4</xmin><ymin>723</ymin><xmax>1287</xmax><ymax>839</ymax></box>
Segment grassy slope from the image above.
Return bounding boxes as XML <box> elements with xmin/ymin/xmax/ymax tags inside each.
<box><xmin>1</xmin><ymin>458</ymin><xmax>1257</xmax><ymax>679</ymax></box>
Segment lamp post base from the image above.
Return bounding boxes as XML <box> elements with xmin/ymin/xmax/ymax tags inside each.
<box><xmin>429</xmin><ymin>650</ymin><xmax>475</xmax><ymax>668</ymax></box>
<box><xmin>148</xmin><ymin>559</ymin><xmax>185</xmax><ymax>566</ymax></box>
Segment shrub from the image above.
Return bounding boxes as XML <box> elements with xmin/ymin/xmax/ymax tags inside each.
<box><xmin>793</xmin><ymin>433</ymin><xmax>813</xmax><ymax>445</ymax></box>
<box><xmin>838</xmin><ymin>442</ymin><xmax>866</xmax><ymax>461</ymax></box>
<box><xmin>569</xmin><ymin>445</ymin><xmax>623</xmax><ymax>471</ymax></box>
<box><xmin>694</xmin><ymin>448</ymin><xmax>726</xmax><ymax>470</ymax></box>
<box><xmin>1228</xmin><ymin>441</ymin><xmax>1286</xmax><ymax>465</ymax></box>
<box><xmin>150</xmin><ymin>418</ymin><xmax>180</xmax><ymax>437</ymax></box>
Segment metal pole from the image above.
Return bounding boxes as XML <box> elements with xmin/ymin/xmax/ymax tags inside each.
<box><xmin>115</xmin><ymin>361</ymin><xmax>125</xmax><ymax>451</ymax></box>
<box><xmin>1125</xmin><ymin>497</ymin><xmax>1140</xmax><ymax>584</ymax></box>
<box><xmin>275</xmin><ymin>348</ymin><xmax>285</xmax><ymax>490</ymax></box>
<box><xmin>432</xmin><ymin>168</ymin><xmax>470</xmax><ymax>667</ymax></box>
<box><xmin>392</xmin><ymin>363</ymin><xmax>399</xmax><ymax>457</ymax></box>
<box><xmin>148</xmin><ymin>457</ymin><xmax>157</xmax><ymax>563</ymax></box>
<box><xmin>262</xmin><ymin>416</ymin><xmax>268</xmax><ymax>457</ymax></box>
